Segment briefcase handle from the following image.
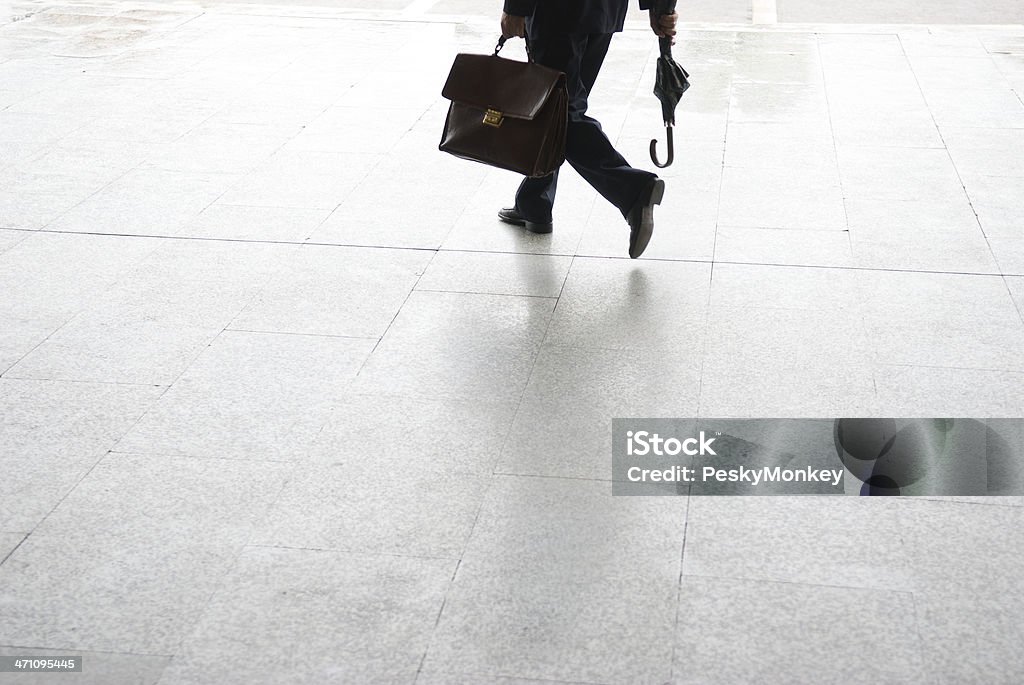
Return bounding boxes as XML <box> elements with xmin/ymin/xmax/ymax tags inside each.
<box><xmin>494</xmin><ymin>35</ymin><xmax>533</xmax><ymax>63</ymax></box>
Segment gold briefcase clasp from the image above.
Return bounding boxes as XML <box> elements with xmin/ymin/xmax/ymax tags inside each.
<box><xmin>483</xmin><ymin>109</ymin><xmax>503</xmax><ymax>127</ymax></box>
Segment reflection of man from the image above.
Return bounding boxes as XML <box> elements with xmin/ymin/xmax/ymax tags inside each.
<box><xmin>499</xmin><ymin>1</ymin><xmax>678</xmax><ymax>258</ymax></box>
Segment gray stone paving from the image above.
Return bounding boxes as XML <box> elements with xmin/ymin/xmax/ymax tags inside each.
<box><xmin>1</xmin><ymin>0</ymin><xmax>1024</xmax><ymax>683</ymax></box>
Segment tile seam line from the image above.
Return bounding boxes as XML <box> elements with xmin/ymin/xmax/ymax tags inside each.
<box><xmin>0</xmin><ymin>644</ymin><xmax>172</xmax><ymax>658</ymax></box>
<box><xmin>18</xmin><ymin>230</ymin><xmax>1022</xmax><ymax>277</ymax></box>
<box><xmin>413</xmin><ymin>288</ymin><xmax>559</xmax><ymax>300</ymax></box>
<box><xmin>681</xmin><ymin>571</ymin><xmax>918</xmax><ymax>595</ymax></box>
<box><xmin>245</xmin><ymin>543</ymin><xmax>458</xmax><ymax>561</ymax></box>
<box><xmin>151</xmin><ymin>469</ymin><xmax>298</xmax><ymax>683</ymax></box>
<box><xmin>895</xmin><ymin>34</ymin><xmax>1022</xmax><ymax>320</ymax></box>
<box><xmin>223</xmin><ymin>328</ymin><xmax>381</xmax><ymax>340</ymax></box>
<box><xmin>669</xmin><ymin>503</ymin><xmax>692</xmax><ymax>681</ymax></box>
<box><xmin>814</xmin><ymin>30</ymin><xmax>855</xmax><ymax>277</ymax></box>
<box><xmin>0</xmin><ymin>533</ymin><xmax>28</xmax><ymax>567</ymax></box>
<box><xmin>0</xmin><ymin>376</ymin><xmax>164</xmax><ymax>388</ymax></box>
<box><xmin>105</xmin><ymin>449</ymin><xmax>296</xmax><ymax>464</ymax></box>
<box><xmin>418</xmin><ymin>669</ymin><xmax>610</xmax><ymax>685</ymax></box>
<box><xmin>348</xmin><ymin>238</ymin><xmax>442</xmax><ymax>381</ymax></box>
<box><xmin>698</xmin><ymin>29</ymin><xmax>737</xmax><ymax>416</ymax></box>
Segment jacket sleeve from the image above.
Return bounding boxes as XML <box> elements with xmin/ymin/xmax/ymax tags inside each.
<box><xmin>639</xmin><ymin>0</ymin><xmax>653</xmax><ymax>9</ymax></box>
<box><xmin>503</xmin><ymin>0</ymin><xmax>536</xmax><ymax>16</ymax></box>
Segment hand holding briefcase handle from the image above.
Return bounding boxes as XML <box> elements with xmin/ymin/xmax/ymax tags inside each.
<box><xmin>438</xmin><ymin>35</ymin><xmax>568</xmax><ymax>178</ymax></box>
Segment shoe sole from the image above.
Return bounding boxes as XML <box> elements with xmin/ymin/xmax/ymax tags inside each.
<box><xmin>498</xmin><ymin>212</ymin><xmax>553</xmax><ymax>235</ymax></box>
<box><xmin>629</xmin><ymin>179</ymin><xmax>665</xmax><ymax>259</ymax></box>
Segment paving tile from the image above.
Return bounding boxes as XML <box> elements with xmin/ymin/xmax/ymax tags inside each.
<box><xmin>943</xmin><ymin>127</ymin><xmax>1024</xmax><ymax>178</ymax></box>
<box><xmin>416</xmin><ymin>675</ymin><xmax>592</xmax><ymax>685</ymax></box>
<box><xmin>496</xmin><ymin>345</ymin><xmax>700</xmax><ymax>480</ymax></box>
<box><xmin>115</xmin><ymin>331</ymin><xmax>375</xmax><ymax>460</ymax></box>
<box><xmin>142</xmin><ymin>122</ymin><xmax>297</xmax><ymax>175</ymax></box>
<box><xmin>898</xmin><ymin>499</ymin><xmax>1024</xmax><ymax>586</ymax></box>
<box><xmin>838</xmin><ymin>146</ymin><xmax>966</xmax><ymax>202</ymax></box>
<box><xmin>0</xmin><ymin>315</ymin><xmax>68</xmax><ymax>377</ymax></box>
<box><xmin>1009</xmin><ymin>276</ymin><xmax>1024</xmax><ymax>318</ymax></box>
<box><xmin>851</xmin><ymin>231</ymin><xmax>1000</xmax><ymax>273</ymax></box>
<box><xmin>231</xmin><ymin>245</ymin><xmax>430</xmax><ymax>338</ymax></box>
<box><xmin>0</xmin><ymin>192</ymin><xmax>75</xmax><ymax>230</ymax></box>
<box><xmin>714</xmin><ymin>226</ymin><xmax>854</xmax><ymax>268</ymax></box>
<box><xmin>830</xmin><ymin>108</ymin><xmax>944</xmax><ymax>149</ymax></box>
<box><xmin>684</xmin><ymin>497</ymin><xmax>913</xmax><ymax>590</ymax></box>
<box><xmin>0</xmin><ymin>532</ymin><xmax>26</xmax><ymax>560</ymax></box>
<box><xmin>844</xmin><ymin>197</ymin><xmax>983</xmax><ymax>240</ymax></box>
<box><xmin>718</xmin><ymin>165</ymin><xmax>846</xmax><ymax>230</ymax></box>
<box><xmin>723</xmin><ymin>135</ymin><xmax>837</xmax><ymax>172</ymax></box>
<box><xmin>306</xmin><ymin>394</ymin><xmax>518</xmax><ymax>475</ymax></box>
<box><xmin>0</xmin><ymin>531</ymin><xmax>239</xmax><ymax>654</ymax></box>
<box><xmin>914</xmin><ymin>579</ymin><xmax>1024</xmax><ymax>685</ymax></box>
<box><xmin>912</xmin><ymin>56</ymin><xmax>1012</xmax><ymax>92</ymax></box>
<box><xmin>116</xmin><ymin>239</ymin><xmax>287</xmax><ymax>287</ymax></box>
<box><xmin>251</xmin><ymin>463</ymin><xmax>488</xmax><ymax>559</ymax></box>
<box><xmin>348</xmin><ymin>165</ymin><xmax>512</xmax><ymax>253</ymax></box>
<box><xmin>673</xmin><ymin>577</ymin><xmax>925</xmax><ymax>684</ymax></box>
<box><xmin>544</xmin><ymin>258</ymin><xmax>711</xmax><ymax>351</ymax></box>
<box><xmin>0</xmin><ymin>379</ymin><xmax>164</xmax><ymax>531</ymax></box>
<box><xmin>990</xmin><ymin>237</ymin><xmax>1024</xmax><ymax>275</ymax></box>
<box><xmin>46</xmin><ymin>169</ymin><xmax>236</xmax><ymax>236</ymax></box>
<box><xmin>417</xmin><ymin>251</ymin><xmax>572</xmax><ymax>298</ymax></box>
<box><xmin>0</xmin><ymin>647</ymin><xmax>169</xmax><ymax>685</ymax></box>
<box><xmin>0</xmin><ymin>111</ymin><xmax>86</xmax><ymax>147</ymax></box>
<box><xmin>0</xmin><ymin>232</ymin><xmax>160</xmax><ymax>313</ymax></box>
<box><xmin>25</xmin><ymin>139</ymin><xmax>159</xmax><ymax>176</ymax></box>
<box><xmin>214</xmin><ymin>168</ymin><xmax>356</xmax><ymax>210</ymax></box>
<box><xmin>0</xmin><ymin>235</ymin><xmax>155</xmax><ymax>374</ymax></box>
<box><xmin>874</xmin><ymin>365</ymin><xmax>1024</xmax><ymax>417</ymax></box>
<box><xmin>351</xmin><ymin>291</ymin><xmax>554</xmax><ymax>402</ymax></box>
<box><xmin>699</xmin><ymin>307</ymin><xmax>878</xmax><ymax>417</ymax></box>
<box><xmin>287</xmin><ymin>106</ymin><xmax>426</xmax><ymax>154</ymax></box>
<box><xmin>71</xmin><ymin>267</ymin><xmax>269</xmax><ymax>331</ymax></box>
<box><xmin>423</xmin><ymin>476</ymin><xmax>685</xmax><ymax>684</ymax></box>
<box><xmin>729</xmin><ymin>82</ymin><xmax>830</xmax><ymax>122</ymax></box>
<box><xmin>158</xmin><ymin>547</ymin><xmax>454</xmax><ymax>685</ymax></box>
<box><xmin>855</xmin><ymin>270</ymin><xmax>1020</xmax><ymax>323</ymax></box>
<box><xmin>35</xmin><ymin>452</ymin><xmax>292</xmax><ymax>545</ymax></box>
<box><xmin>925</xmin><ymin>87</ymin><xmax>1024</xmax><ymax>128</ymax></box>
<box><xmin>708</xmin><ymin>263</ymin><xmax>861</xmax><ymax>312</ymax></box>
<box><xmin>5</xmin><ymin>317</ymin><xmax>219</xmax><ymax>385</ymax></box>
<box><xmin>865</xmin><ymin>317</ymin><xmax>1024</xmax><ymax>371</ymax></box>
<box><xmin>178</xmin><ymin>204</ymin><xmax>330</xmax><ymax>242</ymax></box>
<box><xmin>963</xmin><ymin>174</ymin><xmax>1024</xmax><ymax>239</ymax></box>
<box><xmin>900</xmin><ymin>502</ymin><xmax>1024</xmax><ymax>681</ymax></box>
<box><xmin>314</xmin><ymin>191</ymin><xmax>468</xmax><ymax>251</ymax></box>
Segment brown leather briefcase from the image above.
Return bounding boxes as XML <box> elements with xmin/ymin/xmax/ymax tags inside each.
<box><xmin>439</xmin><ymin>38</ymin><xmax>568</xmax><ymax>178</ymax></box>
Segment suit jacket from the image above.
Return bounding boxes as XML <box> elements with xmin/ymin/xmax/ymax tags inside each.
<box><xmin>503</xmin><ymin>0</ymin><xmax>654</xmax><ymax>34</ymax></box>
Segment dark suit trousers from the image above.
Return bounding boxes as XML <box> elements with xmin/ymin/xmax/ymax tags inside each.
<box><xmin>515</xmin><ymin>29</ymin><xmax>655</xmax><ymax>223</ymax></box>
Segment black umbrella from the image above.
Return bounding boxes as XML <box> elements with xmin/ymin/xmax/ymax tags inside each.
<box><xmin>649</xmin><ymin>0</ymin><xmax>690</xmax><ymax>168</ymax></box>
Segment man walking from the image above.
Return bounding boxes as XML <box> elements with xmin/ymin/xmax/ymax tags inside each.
<box><xmin>498</xmin><ymin>1</ymin><xmax>678</xmax><ymax>258</ymax></box>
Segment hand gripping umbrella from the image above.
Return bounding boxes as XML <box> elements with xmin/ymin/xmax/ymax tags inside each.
<box><xmin>649</xmin><ymin>0</ymin><xmax>690</xmax><ymax>168</ymax></box>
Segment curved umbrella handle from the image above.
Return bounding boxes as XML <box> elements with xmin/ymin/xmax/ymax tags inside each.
<box><xmin>650</xmin><ymin>127</ymin><xmax>674</xmax><ymax>168</ymax></box>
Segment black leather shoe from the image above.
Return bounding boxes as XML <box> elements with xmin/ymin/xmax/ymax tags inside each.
<box><xmin>498</xmin><ymin>207</ymin><xmax>553</xmax><ymax>234</ymax></box>
<box><xmin>626</xmin><ymin>178</ymin><xmax>665</xmax><ymax>259</ymax></box>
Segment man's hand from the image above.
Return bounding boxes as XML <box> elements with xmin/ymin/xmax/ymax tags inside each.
<box><xmin>649</xmin><ymin>10</ymin><xmax>678</xmax><ymax>43</ymax></box>
<box><xmin>501</xmin><ymin>12</ymin><xmax>526</xmax><ymax>38</ymax></box>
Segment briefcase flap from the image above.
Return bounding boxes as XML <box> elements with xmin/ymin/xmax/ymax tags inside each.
<box><xmin>442</xmin><ymin>53</ymin><xmax>564</xmax><ymax>121</ymax></box>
